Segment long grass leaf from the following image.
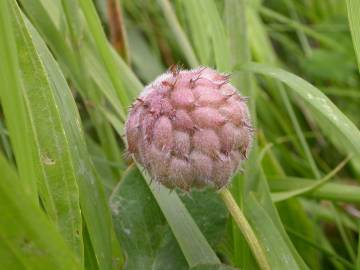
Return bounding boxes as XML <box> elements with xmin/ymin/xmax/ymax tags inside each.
<box><xmin>346</xmin><ymin>0</ymin><xmax>360</xmax><ymax>71</ymax></box>
<box><xmin>242</xmin><ymin>62</ymin><xmax>360</xmax><ymax>157</ymax></box>
<box><xmin>0</xmin><ymin>152</ymin><xmax>81</xmax><ymax>270</ymax></box>
<box><xmin>10</xmin><ymin>3</ymin><xmax>84</xmax><ymax>259</ymax></box>
<box><xmin>246</xmin><ymin>194</ymin><xmax>302</xmax><ymax>269</ymax></box>
<box><xmin>146</xmin><ymin>175</ymin><xmax>220</xmax><ymax>267</ymax></box>
<box><xmin>270</xmin><ymin>177</ymin><xmax>360</xmax><ymax>204</ymax></box>
<box><xmin>158</xmin><ymin>0</ymin><xmax>199</xmax><ymax>67</ymax></box>
<box><xmin>0</xmin><ymin>0</ymin><xmax>38</xmax><ymax>202</ymax></box>
<box><xmin>272</xmin><ymin>155</ymin><xmax>351</xmax><ymax>202</ymax></box>
<box><xmin>198</xmin><ymin>0</ymin><xmax>230</xmax><ymax>71</ymax></box>
<box><xmin>77</xmin><ymin>0</ymin><xmax>130</xmax><ymax>109</ymax></box>
<box><xmin>26</xmin><ymin>18</ymin><xmax>113</xmax><ymax>270</ymax></box>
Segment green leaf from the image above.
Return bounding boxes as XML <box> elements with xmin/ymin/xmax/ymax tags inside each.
<box><xmin>77</xmin><ymin>0</ymin><xmax>130</xmax><ymax>109</ymax></box>
<box><xmin>176</xmin><ymin>0</ymin><xmax>210</xmax><ymax>65</ymax></box>
<box><xmin>270</xmin><ymin>177</ymin><xmax>360</xmax><ymax>204</ymax></box>
<box><xmin>19</xmin><ymin>0</ymin><xmax>78</xmax><ymax>81</ymax></box>
<box><xmin>177</xmin><ymin>0</ymin><xmax>230</xmax><ymax>71</ymax></box>
<box><xmin>0</xmin><ymin>0</ymin><xmax>38</xmax><ymax>203</ymax></box>
<box><xmin>110</xmin><ymin>167</ymin><xmax>221</xmax><ymax>270</ymax></box>
<box><xmin>346</xmin><ymin>0</ymin><xmax>360</xmax><ymax>72</ymax></box>
<box><xmin>180</xmin><ymin>189</ymin><xmax>228</xmax><ymax>248</ymax></box>
<box><xmin>242</xmin><ymin>62</ymin><xmax>360</xmax><ymax>158</ymax></box>
<box><xmin>198</xmin><ymin>0</ymin><xmax>230</xmax><ymax>71</ymax></box>
<box><xmin>242</xmin><ymin>169</ymin><xmax>310</xmax><ymax>270</ymax></box>
<box><xmin>0</xmin><ymin>152</ymin><xmax>81</xmax><ymax>270</ymax></box>
<box><xmin>26</xmin><ymin>16</ymin><xmax>113</xmax><ymax>270</ymax></box>
<box><xmin>246</xmin><ymin>194</ymin><xmax>302</xmax><ymax>270</ymax></box>
<box><xmin>127</xmin><ymin>29</ymin><xmax>165</xmax><ymax>83</ymax></box>
<box><xmin>271</xmin><ymin>156</ymin><xmax>350</xmax><ymax>202</ymax></box>
<box><xmin>110</xmin><ymin>166</ymin><xmax>188</xmax><ymax>270</ymax></box>
<box><xmin>10</xmin><ymin>2</ymin><xmax>83</xmax><ymax>259</ymax></box>
<box><xmin>158</xmin><ymin>0</ymin><xmax>199</xmax><ymax>68</ymax></box>
<box><xmin>190</xmin><ymin>264</ymin><xmax>238</xmax><ymax>270</ymax></box>
<box><xmin>141</xmin><ymin>169</ymin><xmax>221</xmax><ymax>267</ymax></box>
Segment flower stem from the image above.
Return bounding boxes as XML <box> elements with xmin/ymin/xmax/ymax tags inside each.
<box><xmin>219</xmin><ymin>188</ymin><xmax>271</xmax><ymax>270</ymax></box>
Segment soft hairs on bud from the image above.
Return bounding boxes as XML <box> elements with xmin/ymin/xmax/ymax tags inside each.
<box><xmin>125</xmin><ymin>66</ymin><xmax>253</xmax><ymax>190</ymax></box>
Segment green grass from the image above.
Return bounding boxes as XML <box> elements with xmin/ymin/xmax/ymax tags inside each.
<box><xmin>1</xmin><ymin>0</ymin><xmax>360</xmax><ymax>269</ymax></box>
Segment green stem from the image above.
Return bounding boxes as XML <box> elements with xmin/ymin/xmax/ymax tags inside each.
<box><xmin>219</xmin><ymin>188</ymin><xmax>271</xmax><ymax>270</ymax></box>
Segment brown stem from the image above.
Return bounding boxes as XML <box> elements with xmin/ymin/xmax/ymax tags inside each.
<box><xmin>107</xmin><ymin>0</ymin><xmax>129</xmax><ymax>62</ymax></box>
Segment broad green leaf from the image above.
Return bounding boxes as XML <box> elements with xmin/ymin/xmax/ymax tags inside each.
<box><xmin>111</xmin><ymin>165</ymin><xmax>223</xmax><ymax>269</ymax></box>
<box><xmin>180</xmin><ymin>189</ymin><xmax>228</xmax><ymax>248</ymax></box>
<box><xmin>26</xmin><ymin>17</ymin><xmax>113</xmax><ymax>270</ymax></box>
<box><xmin>110</xmin><ymin>166</ymin><xmax>188</xmax><ymax>270</ymax></box>
<box><xmin>11</xmin><ymin>2</ymin><xmax>83</xmax><ymax>259</ymax></box>
<box><xmin>0</xmin><ymin>152</ymin><xmax>81</xmax><ymax>270</ymax></box>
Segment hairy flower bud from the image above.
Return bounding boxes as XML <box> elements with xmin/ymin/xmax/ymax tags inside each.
<box><xmin>125</xmin><ymin>67</ymin><xmax>253</xmax><ymax>190</ymax></box>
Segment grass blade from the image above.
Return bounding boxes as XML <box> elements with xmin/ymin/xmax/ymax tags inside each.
<box><xmin>242</xmin><ymin>62</ymin><xmax>360</xmax><ymax>157</ymax></box>
<box><xmin>77</xmin><ymin>0</ymin><xmax>130</xmax><ymax>109</ymax></box>
<box><xmin>0</xmin><ymin>152</ymin><xmax>81</xmax><ymax>270</ymax></box>
<box><xmin>27</xmin><ymin>18</ymin><xmax>113</xmax><ymax>270</ymax></box>
<box><xmin>0</xmin><ymin>0</ymin><xmax>38</xmax><ymax>202</ymax></box>
<box><xmin>272</xmin><ymin>155</ymin><xmax>351</xmax><ymax>202</ymax></box>
<box><xmin>346</xmin><ymin>0</ymin><xmax>360</xmax><ymax>71</ymax></box>
<box><xmin>158</xmin><ymin>0</ymin><xmax>199</xmax><ymax>67</ymax></box>
<box><xmin>269</xmin><ymin>177</ymin><xmax>360</xmax><ymax>204</ymax></box>
<box><xmin>141</xmin><ymin>167</ymin><xmax>220</xmax><ymax>267</ymax></box>
<box><xmin>11</xmin><ymin>3</ymin><xmax>83</xmax><ymax>259</ymax></box>
<box><xmin>245</xmin><ymin>193</ymin><xmax>302</xmax><ymax>270</ymax></box>
<box><xmin>198</xmin><ymin>0</ymin><xmax>230</xmax><ymax>71</ymax></box>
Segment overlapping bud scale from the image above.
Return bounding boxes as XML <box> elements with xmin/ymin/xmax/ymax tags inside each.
<box><xmin>125</xmin><ymin>67</ymin><xmax>252</xmax><ymax>190</ymax></box>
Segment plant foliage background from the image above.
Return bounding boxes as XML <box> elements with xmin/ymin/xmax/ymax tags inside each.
<box><xmin>1</xmin><ymin>0</ymin><xmax>360</xmax><ymax>269</ymax></box>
